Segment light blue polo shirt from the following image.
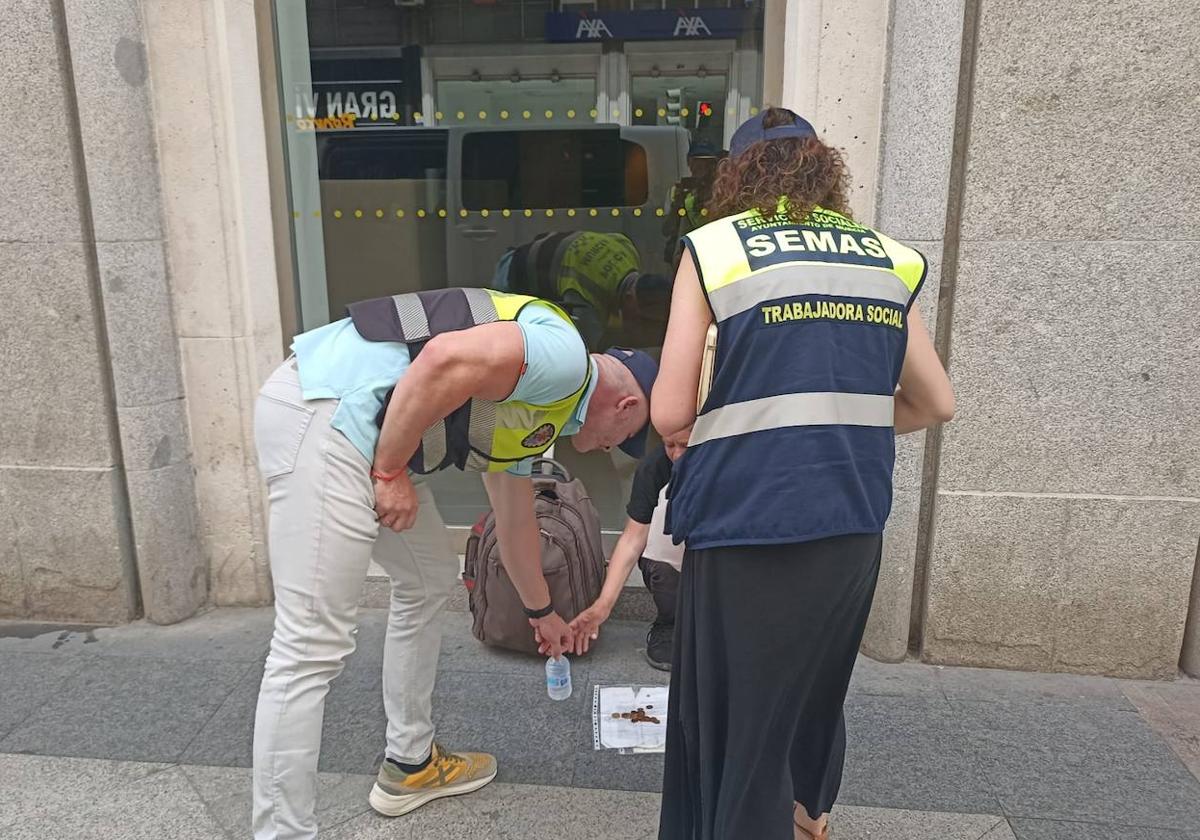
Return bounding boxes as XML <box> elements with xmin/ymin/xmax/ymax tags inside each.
<box><xmin>291</xmin><ymin>302</ymin><xmax>595</xmax><ymax>476</ymax></box>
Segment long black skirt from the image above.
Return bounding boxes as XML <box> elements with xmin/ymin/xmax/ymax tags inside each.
<box><xmin>658</xmin><ymin>533</ymin><xmax>883</xmax><ymax>840</ymax></box>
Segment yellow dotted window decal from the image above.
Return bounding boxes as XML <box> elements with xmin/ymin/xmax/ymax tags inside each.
<box><xmin>700</xmin><ymin>208</ymin><xmax>709</xmax><ymax>217</ymax></box>
<box><xmin>635</xmin><ymin>108</ymin><xmax>643</xmax><ymax>118</ymax></box>
<box><xmin>590</xmin><ymin>108</ymin><xmax>598</xmax><ymax>118</ymax></box>
<box><xmin>292</xmin><ymin>211</ymin><xmax>300</xmax><ymax>219</ymax></box>
<box><xmin>681</xmin><ymin>107</ymin><xmax>689</xmax><ymax>117</ymax></box>
<box><xmin>611</xmin><ymin>208</ymin><xmax>620</xmax><ymax>217</ymax></box>
<box><xmin>658</xmin><ymin>108</ymin><xmax>666</xmax><ymax>117</ymax></box>
<box><xmin>456</xmin><ymin>111</ymin><xmax>465</xmax><ymax>120</ymax></box>
<box><xmin>435</xmin><ymin>111</ymin><xmax>444</xmax><ymax>120</ymax></box>
<box><xmin>438</xmin><ymin>209</ymin><xmax>447</xmax><ymax>218</ymax></box>
<box><xmin>524</xmin><ymin>209</ymin><xmax>533</xmax><ymax>217</ymax></box>
<box><xmin>567</xmin><ymin>109</ymin><xmax>576</xmax><ymax>119</ymax></box>
<box><xmin>545</xmin><ymin>209</ymin><xmax>555</xmax><ymax>217</ymax></box>
<box><xmin>375</xmin><ymin>209</ymin><xmax>384</xmax><ymax>218</ymax></box>
<box><xmin>334</xmin><ymin>209</ymin><xmax>343</xmax><ymax>219</ymax></box>
<box><xmin>312</xmin><ymin>210</ymin><xmax>321</xmax><ymax>218</ymax></box>
<box><xmin>727</xmin><ymin>107</ymin><xmax>735</xmax><ymax>116</ymax></box>
<box><xmin>391</xmin><ymin>113</ymin><xmax>400</xmax><ymax>121</ymax></box>
<box><xmin>679</xmin><ymin>208</ymin><xmax>687</xmax><ymax>216</ymax></box>
<box><xmin>417</xmin><ymin>209</ymin><xmax>427</xmax><ymax>218</ymax></box>
<box><xmin>481</xmin><ymin>209</ymin><xmax>490</xmax><ymax>218</ymax></box>
<box><xmin>523</xmin><ymin>110</ymin><xmax>532</xmax><ymax>120</ymax></box>
<box><xmin>633</xmin><ymin>208</ymin><xmax>642</xmax><ymax>217</ymax></box>
<box><xmin>354</xmin><ymin>209</ymin><xmax>363</xmax><ymax>219</ymax></box>
<box><xmin>545</xmin><ymin>110</ymin><xmax>554</xmax><ymax>119</ymax></box>
<box><xmin>589</xmin><ymin>208</ymin><xmax>598</xmax><ymax>217</ymax></box>
<box><xmin>502</xmin><ymin>209</ymin><xmax>511</xmax><ymax>217</ymax></box>
<box><xmin>567</xmin><ymin>208</ymin><xmax>577</xmax><ymax>217</ymax></box>
<box><xmin>500</xmin><ymin>110</ymin><xmax>509</xmax><ymax>120</ymax></box>
<box><xmin>460</xmin><ymin>209</ymin><xmax>469</xmax><ymax>218</ymax></box>
<box><xmin>612</xmin><ymin>108</ymin><xmax>620</xmax><ymax>118</ymax></box>
<box><xmin>414</xmin><ymin>112</ymin><xmax>423</xmax><ymax>121</ymax></box>
<box><xmin>478</xmin><ymin>110</ymin><xmax>487</xmax><ymax>120</ymax></box>
<box><xmin>750</xmin><ymin>106</ymin><xmax>760</xmax><ymax>115</ymax></box>
<box><xmin>655</xmin><ymin>208</ymin><xmax>665</xmax><ymax>217</ymax></box>
<box><xmin>395</xmin><ymin>209</ymin><xmax>405</xmax><ymax>219</ymax></box>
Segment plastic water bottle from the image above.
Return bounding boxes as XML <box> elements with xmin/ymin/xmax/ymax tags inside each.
<box><xmin>545</xmin><ymin>655</ymin><xmax>572</xmax><ymax>700</ymax></box>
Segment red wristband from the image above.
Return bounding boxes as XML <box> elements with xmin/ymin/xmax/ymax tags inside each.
<box><xmin>370</xmin><ymin>467</ymin><xmax>405</xmax><ymax>482</ymax></box>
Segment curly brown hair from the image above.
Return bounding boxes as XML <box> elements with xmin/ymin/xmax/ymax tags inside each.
<box><xmin>707</xmin><ymin>107</ymin><xmax>853</xmax><ymax>223</ymax></box>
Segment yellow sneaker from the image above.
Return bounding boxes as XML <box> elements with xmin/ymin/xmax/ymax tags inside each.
<box><xmin>368</xmin><ymin>742</ymin><xmax>498</xmax><ymax>817</ymax></box>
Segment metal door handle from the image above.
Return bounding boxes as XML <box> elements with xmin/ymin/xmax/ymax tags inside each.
<box><xmin>462</xmin><ymin>227</ymin><xmax>497</xmax><ymax>240</ymax></box>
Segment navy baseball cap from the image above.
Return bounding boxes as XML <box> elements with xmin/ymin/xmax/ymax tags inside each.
<box><xmin>604</xmin><ymin>347</ymin><xmax>658</xmax><ymax>458</ymax></box>
<box><xmin>729</xmin><ymin>110</ymin><xmax>817</xmax><ymax>158</ymax></box>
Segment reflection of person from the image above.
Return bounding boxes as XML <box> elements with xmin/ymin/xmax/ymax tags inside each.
<box><xmin>662</xmin><ymin>141</ymin><xmax>722</xmax><ymax>263</ymax></box>
<box><xmin>568</xmin><ymin>427</ymin><xmax>691</xmax><ymax>670</ymax></box>
<box><xmin>652</xmin><ymin>109</ymin><xmax>956</xmax><ymax>840</ymax></box>
<box><xmin>493</xmin><ymin>230</ymin><xmax>671</xmax><ymax>351</ymax></box>
<box><xmin>251</xmin><ymin>287</ymin><xmax>656</xmax><ymax>839</ymax></box>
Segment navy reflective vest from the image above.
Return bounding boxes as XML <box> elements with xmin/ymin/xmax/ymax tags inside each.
<box><xmin>666</xmin><ymin>205</ymin><xmax>926</xmax><ymax>548</ymax></box>
<box><xmin>347</xmin><ymin>287</ymin><xmax>590</xmax><ymax>474</ymax></box>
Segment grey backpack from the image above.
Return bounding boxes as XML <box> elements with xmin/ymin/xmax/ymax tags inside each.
<box><xmin>463</xmin><ymin>459</ymin><xmax>605</xmax><ymax>656</ymax></box>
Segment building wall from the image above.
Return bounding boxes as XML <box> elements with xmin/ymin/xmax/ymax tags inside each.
<box><xmin>0</xmin><ymin>0</ymin><xmax>206</xmax><ymax>624</ymax></box>
<box><xmin>919</xmin><ymin>0</ymin><xmax>1200</xmax><ymax>678</ymax></box>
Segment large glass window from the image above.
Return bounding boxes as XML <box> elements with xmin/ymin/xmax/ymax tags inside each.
<box><xmin>274</xmin><ymin>0</ymin><xmax>764</xmax><ymax>534</ymax></box>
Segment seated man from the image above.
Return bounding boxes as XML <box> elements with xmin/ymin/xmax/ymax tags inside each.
<box><xmin>568</xmin><ymin>428</ymin><xmax>690</xmax><ymax>670</ymax></box>
<box><xmin>493</xmin><ymin>230</ymin><xmax>671</xmax><ymax>351</ymax></box>
<box><xmin>251</xmin><ymin>287</ymin><xmax>657</xmax><ymax>839</ymax></box>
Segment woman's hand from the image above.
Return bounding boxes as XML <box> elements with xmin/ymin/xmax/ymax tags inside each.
<box><xmin>531</xmin><ymin>611</ymin><xmax>573</xmax><ymax>658</ymax></box>
<box><xmin>568</xmin><ymin>600</ymin><xmax>613</xmax><ymax>655</ymax></box>
<box><xmin>374</xmin><ymin>472</ymin><xmax>419</xmax><ymax>531</ymax></box>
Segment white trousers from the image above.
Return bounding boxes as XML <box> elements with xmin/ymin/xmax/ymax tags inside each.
<box><xmin>250</xmin><ymin>360</ymin><xmax>460</xmax><ymax>839</ymax></box>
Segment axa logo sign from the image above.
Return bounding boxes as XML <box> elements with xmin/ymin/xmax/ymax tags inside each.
<box><xmin>576</xmin><ymin>17</ymin><xmax>613</xmax><ymax>39</ymax></box>
<box><xmin>673</xmin><ymin>15</ymin><xmax>712</xmax><ymax>37</ymax></box>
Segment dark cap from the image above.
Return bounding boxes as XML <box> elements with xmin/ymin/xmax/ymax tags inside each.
<box><xmin>729</xmin><ymin>110</ymin><xmax>816</xmax><ymax>158</ymax></box>
<box><xmin>603</xmin><ymin>347</ymin><xmax>658</xmax><ymax>458</ymax></box>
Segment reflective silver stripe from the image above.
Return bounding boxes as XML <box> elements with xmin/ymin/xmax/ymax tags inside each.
<box><xmin>462</xmin><ymin>287</ymin><xmax>499</xmax><ymax>325</ymax></box>
<box><xmin>466</xmin><ymin>398</ymin><xmax>497</xmax><ymax>456</ymax></box>
<box><xmin>420</xmin><ymin>419</ymin><xmax>448</xmax><ymax>471</ymax></box>
<box><xmin>393</xmin><ymin>294</ymin><xmax>430</xmax><ymax>340</ymax></box>
<box><xmin>690</xmin><ymin>392</ymin><xmax>894</xmax><ymax>445</ymax></box>
<box><xmin>706</xmin><ymin>264</ymin><xmax>911</xmax><ymax>321</ymax></box>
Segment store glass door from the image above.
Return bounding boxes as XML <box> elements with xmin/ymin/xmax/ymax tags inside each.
<box><xmin>273</xmin><ymin>0</ymin><xmax>764</xmax><ymax>534</ymax></box>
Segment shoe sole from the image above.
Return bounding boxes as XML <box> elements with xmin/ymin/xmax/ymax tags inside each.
<box><xmin>644</xmin><ymin>649</ymin><xmax>672</xmax><ymax>672</ymax></box>
<box><xmin>368</xmin><ymin>767</ymin><xmax>498</xmax><ymax>817</ymax></box>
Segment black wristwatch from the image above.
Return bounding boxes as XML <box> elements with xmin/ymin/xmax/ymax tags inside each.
<box><xmin>523</xmin><ymin>602</ymin><xmax>554</xmax><ymax>620</ymax></box>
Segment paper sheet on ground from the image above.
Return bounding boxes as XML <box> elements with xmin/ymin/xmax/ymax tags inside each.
<box><xmin>592</xmin><ymin>685</ymin><xmax>669</xmax><ymax>752</ymax></box>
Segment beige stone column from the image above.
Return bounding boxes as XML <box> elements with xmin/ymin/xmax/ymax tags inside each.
<box><xmin>140</xmin><ymin>0</ymin><xmax>284</xmax><ymax>607</ymax></box>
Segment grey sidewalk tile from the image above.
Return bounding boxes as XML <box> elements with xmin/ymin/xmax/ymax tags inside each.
<box><xmin>4</xmin><ymin>765</ymin><xmax>227</xmax><ymax>840</ymax></box>
<box><xmin>0</xmin><ymin>753</ymin><xmax>173</xmax><ymax>831</ymax></box>
<box><xmin>0</xmin><ymin>656</ymin><xmax>252</xmax><ymax>763</ymax></box>
<box><xmin>849</xmin><ymin>656</ymin><xmax>945</xmax><ymax>699</ymax></box>
<box><xmin>0</xmin><ymin>653</ymin><xmax>86</xmax><ymax>739</ymax></box>
<box><xmin>1009</xmin><ymin>817</ymin><xmax>1200</xmax><ymax>840</ymax></box>
<box><xmin>571</xmin><ymin>748</ymin><xmax>665</xmax><ymax>793</ymax></box>
<box><xmin>1122</xmin><ymin>681</ymin><xmax>1200</xmax><ymax>782</ymax></box>
<box><xmin>83</xmin><ymin>607</ymin><xmax>276</xmax><ymax>662</ymax></box>
<box><xmin>937</xmin><ymin>666</ymin><xmax>1135</xmax><ymax>709</ymax></box>
<box><xmin>181</xmin><ymin>763</ymin><xmax>374</xmax><ymax>837</ymax></box>
<box><xmin>187</xmin><ymin>661</ymin><xmax>262</xmax><ymax>768</ymax></box>
<box><xmin>839</xmin><ymin>696</ymin><xmax>1002</xmax><ymax>815</ymax></box>
<box><xmin>571</xmin><ymin>679</ymin><xmax>665</xmax><ymax>792</ymax></box>
<box><xmin>422</xmin><ymin>669</ymin><xmax>588</xmax><ymax>787</ymax></box>
<box><xmin>0</xmin><ymin>623</ymin><xmax>105</xmax><ymax>655</ymax></box>
<box><xmin>832</xmin><ymin>805</ymin><xmax>1014</xmax><ymax>840</ymax></box>
<box><xmin>436</xmin><ymin>611</ymin><xmax>549</xmax><ymax>677</ymax></box>
<box><xmin>955</xmin><ymin>700</ymin><xmax>1200</xmax><ymax>830</ymax></box>
<box><xmin>584</xmin><ymin>621</ymin><xmax>672</xmax><ymax>686</ymax></box>
<box><xmin>324</xmin><ymin>781</ymin><xmax>663</xmax><ymax>840</ymax></box>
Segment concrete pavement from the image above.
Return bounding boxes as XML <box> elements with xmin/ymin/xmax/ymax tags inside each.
<box><xmin>2</xmin><ymin>607</ymin><xmax>1199</xmax><ymax>839</ymax></box>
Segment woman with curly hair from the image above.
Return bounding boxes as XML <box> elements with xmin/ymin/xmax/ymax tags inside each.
<box><xmin>651</xmin><ymin>108</ymin><xmax>955</xmax><ymax>840</ymax></box>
